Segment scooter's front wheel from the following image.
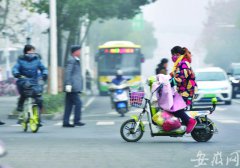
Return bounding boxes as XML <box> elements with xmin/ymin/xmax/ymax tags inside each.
<box><xmin>191</xmin><ymin>118</ymin><xmax>214</xmax><ymax>142</ymax></box>
<box><xmin>120</xmin><ymin>119</ymin><xmax>144</xmax><ymax>142</ymax></box>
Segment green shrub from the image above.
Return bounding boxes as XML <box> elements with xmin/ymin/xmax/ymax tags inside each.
<box><xmin>42</xmin><ymin>93</ymin><xmax>65</xmax><ymax>114</ymax></box>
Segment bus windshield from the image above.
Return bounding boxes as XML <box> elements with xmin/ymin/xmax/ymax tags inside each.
<box><xmin>98</xmin><ymin>53</ymin><xmax>141</xmax><ymax>75</ymax></box>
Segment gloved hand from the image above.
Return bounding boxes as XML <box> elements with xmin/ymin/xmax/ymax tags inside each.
<box><xmin>42</xmin><ymin>75</ymin><xmax>48</xmax><ymax>81</ymax></box>
<box><xmin>14</xmin><ymin>73</ymin><xmax>21</xmax><ymax>78</ymax></box>
<box><xmin>65</xmin><ymin>85</ymin><xmax>72</xmax><ymax>93</ymax></box>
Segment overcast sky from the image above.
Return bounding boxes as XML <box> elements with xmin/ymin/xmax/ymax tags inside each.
<box><xmin>141</xmin><ymin>0</ymin><xmax>215</xmax><ymax>77</ymax></box>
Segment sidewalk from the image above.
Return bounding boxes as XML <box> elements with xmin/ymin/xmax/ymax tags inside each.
<box><xmin>0</xmin><ymin>96</ymin><xmax>17</xmax><ymax>120</ymax></box>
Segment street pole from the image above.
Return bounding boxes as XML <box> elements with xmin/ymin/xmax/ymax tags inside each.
<box><xmin>49</xmin><ymin>0</ymin><xmax>58</xmax><ymax>95</ymax></box>
<box><xmin>80</xmin><ymin>22</ymin><xmax>86</xmax><ymax>91</ymax></box>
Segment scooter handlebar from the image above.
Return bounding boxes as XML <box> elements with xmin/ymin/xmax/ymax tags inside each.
<box><xmin>190</xmin><ymin>97</ymin><xmax>217</xmax><ymax>114</ymax></box>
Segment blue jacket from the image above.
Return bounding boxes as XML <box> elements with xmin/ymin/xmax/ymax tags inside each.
<box><xmin>12</xmin><ymin>54</ymin><xmax>48</xmax><ymax>80</ymax></box>
<box><xmin>112</xmin><ymin>76</ymin><xmax>126</xmax><ymax>85</ymax></box>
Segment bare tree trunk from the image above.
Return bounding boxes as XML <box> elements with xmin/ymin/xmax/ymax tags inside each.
<box><xmin>63</xmin><ymin>20</ymin><xmax>92</xmax><ymax>66</ymax></box>
<box><xmin>80</xmin><ymin>21</ymin><xmax>92</xmax><ymax>46</ymax></box>
<box><xmin>64</xmin><ymin>29</ymin><xmax>77</xmax><ymax>66</ymax></box>
<box><xmin>0</xmin><ymin>0</ymin><xmax>10</xmax><ymax>32</ymax></box>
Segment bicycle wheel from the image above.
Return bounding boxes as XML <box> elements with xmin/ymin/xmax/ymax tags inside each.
<box><xmin>22</xmin><ymin>121</ymin><xmax>28</xmax><ymax>132</ymax></box>
<box><xmin>30</xmin><ymin>105</ymin><xmax>40</xmax><ymax>133</ymax></box>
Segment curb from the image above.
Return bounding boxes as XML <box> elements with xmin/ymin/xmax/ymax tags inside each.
<box><xmin>8</xmin><ymin>113</ymin><xmax>56</xmax><ymax>120</ymax></box>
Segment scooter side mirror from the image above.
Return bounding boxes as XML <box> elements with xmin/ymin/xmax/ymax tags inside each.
<box><xmin>210</xmin><ymin>97</ymin><xmax>217</xmax><ymax>114</ymax></box>
<box><xmin>211</xmin><ymin>97</ymin><xmax>217</xmax><ymax>105</ymax></box>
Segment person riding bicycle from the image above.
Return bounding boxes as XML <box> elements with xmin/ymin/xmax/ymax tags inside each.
<box><xmin>12</xmin><ymin>45</ymin><xmax>48</xmax><ymax>123</ymax></box>
<box><xmin>112</xmin><ymin>70</ymin><xmax>126</xmax><ymax>85</ymax></box>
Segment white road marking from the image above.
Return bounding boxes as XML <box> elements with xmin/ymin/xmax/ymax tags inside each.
<box><xmin>216</xmin><ymin>119</ymin><xmax>240</xmax><ymax>124</ymax></box>
<box><xmin>233</xmin><ymin>99</ymin><xmax>240</xmax><ymax>104</ymax></box>
<box><xmin>83</xmin><ymin>97</ymin><xmax>95</xmax><ymax>109</ymax></box>
<box><xmin>96</xmin><ymin>121</ymin><xmax>115</xmax><ymax>126</ymax></box>
<box><xmin>216</xmin><ymin>107</ymin><xmax>227</xmax><ymax>111</ymax></box>
<box><xmin>108</xmin><ymin>109</ymin><xmax>140</xmax><ymax>115</ymax></box>
<box><xmin>10</xmin><ymin>124</ymin><xmax>21</xmax><ymax>127</ymax></box>
<box><xmin>54</xmin><ymin>122</ymin><xmax>62</xmax><ymax>126</ymax></box>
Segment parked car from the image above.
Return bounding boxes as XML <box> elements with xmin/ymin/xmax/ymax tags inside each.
<box><xmin>194</xmin><ymin>67</ymin><xmax>232</xmax><ymax>105</ymax></box>
<box><xmin>228</xmin><ymin>63</ymin><xmax>240</xmax><ymax>98</ymax></box>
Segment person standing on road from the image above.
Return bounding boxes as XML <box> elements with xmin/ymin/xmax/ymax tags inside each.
<box><xmin>63</xmin><ymin>45</ymin><xmax>85</xmax><ymax>127</ymax></box>
<box><xmin>156</xmin><ymin>58</ymin><xmax>168</xmax><ymax>75</ymax></box>
<box><xmin>170</xmin><ymin>46</ymin><xmax>198</xmax><ymax>133</ymax></box>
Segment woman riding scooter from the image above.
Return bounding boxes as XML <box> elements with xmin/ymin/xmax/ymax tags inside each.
<box><xmin>170</xmin><ymin>46</ymin><xmax>198</xmax><ymax>133</ymax></box>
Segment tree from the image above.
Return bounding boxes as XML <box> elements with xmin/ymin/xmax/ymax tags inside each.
<box><xmin>201</xmin><ymin>0</ymin><xmax>240</xmax><ymax>70</ymax></box>
<box><xmin>0</xmin><ymin>0</ymin><xmax>31</xmax><ymax>44</ymax></box>
<box><xmin>88</xmin><ymin>18</ymin><xmax>157</xmax><ymax>59</ymax></box>
<box><xmin>22</xmin><ymin>0</ymin><xmax>156</xmax><ymax>66</ymax></box>
<box><xmin>0</xmin><ymin>0</ymin><xmax>10</xmax><ymax>32</ymax></box>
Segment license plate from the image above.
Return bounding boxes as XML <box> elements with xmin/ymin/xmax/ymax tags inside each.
<box><xmin>204</xmin><ymin>94</ymin><xmax>216</xmax><ymax>98</ymax></box>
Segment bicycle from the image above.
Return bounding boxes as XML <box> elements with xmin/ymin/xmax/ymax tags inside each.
<box><xmin>19</xmin><ymin>77</ymin><xmax>44</xmax><ymax>133</ymax></box>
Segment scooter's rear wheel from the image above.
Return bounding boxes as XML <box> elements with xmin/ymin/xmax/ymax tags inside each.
<box><xmin>191</xmin><ymin>119</ymin><xmax>214</xmax><ymax>142</ymax></box>
<box><xmin>120</xmin><ymin>119</ymin><xmax>144</xmax><ymax>142</ymax></box>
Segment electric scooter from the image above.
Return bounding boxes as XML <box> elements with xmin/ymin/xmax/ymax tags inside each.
<box><xmin>109</xmin><ymin>80</ymin><xmax>129</xmax><ymax>117</ymax></box>
<box><xmin>120</xmin><ymin>84</ymin><xmax>218</xmax><ymax>142</ymax></box>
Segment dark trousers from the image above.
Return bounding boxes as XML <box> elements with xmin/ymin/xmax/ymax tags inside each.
<box><xmin>63</xmin><ymin>92</ymin><xmax>82</xmax><ymax>124</ymax></box>
<box><xmin>16</xmin><ymin>80</ymin><xmax>43</xmax><ymax>111</ymax></box>
<box><xmin>173</xmin><ymin>109</ymin><xmax>190</xmax><ymax>126</ymax></box>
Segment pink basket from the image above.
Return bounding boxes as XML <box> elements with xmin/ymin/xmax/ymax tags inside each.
<box><xmin>129</xmin><ymin>91</ymin><xmax>145</xmax><ymax>108</ymax></box>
